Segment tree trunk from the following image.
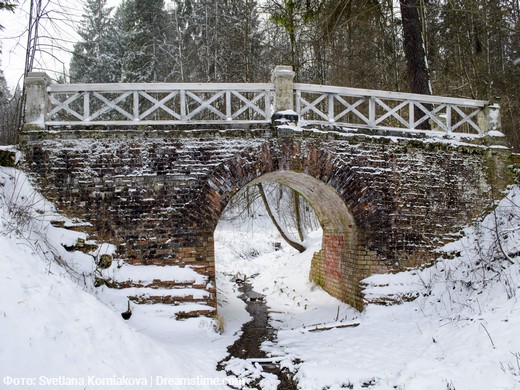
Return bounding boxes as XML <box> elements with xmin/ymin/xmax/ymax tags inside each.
<box><xmin>292</xmin><ymin>190</ymin><xmax>304</xmax><ymax>242</ymax></box>
<box><xmin>400</xmin><ymin>0</ymin><xmax>431</xmax><ymax>95</ymax></box>
<box><xmin>257</xmin><ymin>183</ymin><xmax>306</xmax><ymax>253</ymax></box>
<box><xmin>400</xmin><ymin>0</ymin><xmax>432</xmax><ymax>129</ymax></box>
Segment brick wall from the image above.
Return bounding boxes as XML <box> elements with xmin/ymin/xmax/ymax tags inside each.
<box><xmin>20</xmin><ymin>126</ymin><xmax>512</xmax><ymax>310</ymax></box>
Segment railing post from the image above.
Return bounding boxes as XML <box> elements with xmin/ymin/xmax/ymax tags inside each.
<box><xmin>24</xmin><ymin>72</ymin><xmax>51</xmax><ymax>130</ymax></box>
<box><xmin>477</xmin><ymin>100</ymin><xmax>501</xmax><ymax>136</ymax></box>
<box><xmin>271</xmin><ymin>65</ymin><xmax>297</xmax><ymax>126</ymax></box>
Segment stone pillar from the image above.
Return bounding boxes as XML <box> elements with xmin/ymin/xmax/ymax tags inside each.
<box><xmin>24</xmin><ymin>72</ymin><xmax>51</xmax><ymax>130</ymax></box>
<box><xmin>477</xmin><ymin>100</ymin><xmax>501</xmax><ymax>135</ymax></box>
<box><xmin>271</xmin><ymin>65</ymin><xmax>298</xmax><ymax>125</ymax></box>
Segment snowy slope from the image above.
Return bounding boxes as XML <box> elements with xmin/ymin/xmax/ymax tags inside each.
<box><xmin>0</xmin><ymin>167</ymin><xmax>236</xmax><ymax>389</ymax></box>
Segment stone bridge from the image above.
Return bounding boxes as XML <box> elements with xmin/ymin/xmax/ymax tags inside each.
<box><xmin>20</xmin><ymin>67</ymin><xmax>513</xmax><ymax>314</ymax></box>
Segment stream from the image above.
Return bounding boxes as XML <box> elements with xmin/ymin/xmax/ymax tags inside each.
<box><xmin>218</xmin><ymin>278</ymin><xmax>298</xmax><ymax>389</ymax></box>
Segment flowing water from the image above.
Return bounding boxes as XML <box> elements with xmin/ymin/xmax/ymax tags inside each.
<box><xmin>218</xmin><ymin>279</ymin><xmax>298</xmax><ymax>389</ymax></box>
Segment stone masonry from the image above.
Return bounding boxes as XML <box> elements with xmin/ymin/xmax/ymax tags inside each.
<box><xmin>20</xmin><ymin>125</ymin><xmax>513</xmax><ymax>311</ymax></box>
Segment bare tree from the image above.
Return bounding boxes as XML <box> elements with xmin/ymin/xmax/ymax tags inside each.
<box><xmin>12</xmin><ymin>0</ymin><xmax>80</xmax><ymax>131</ymax></box>
<box><xmin>257</xmin><ymin>182</ymin><xmax>306</xmax><ymax>253</ymax></box>
<box><xmin>220</xmin><ymin>181</ymin><xmax>320</xmax><ymax>252</ymax></box>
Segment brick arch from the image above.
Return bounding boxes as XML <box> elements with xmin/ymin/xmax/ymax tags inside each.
<box><xmin>20</xmin><ymin>127</ymin><xmax>512</xmax><ymax>316</ymax></box>
<box><xmin>197</xmin><ymin>139</ymin><xmax>390</xmax><ymax>231</ymax></box>
<box><xmin>249</xmin><ymin>171</ymin><xmax>365</xmax><ymax>309</ymax></box>
<box><xmin>195</xmin><ymin>139</ymin><xmax>385</xmax><ymax>310</ymax></box>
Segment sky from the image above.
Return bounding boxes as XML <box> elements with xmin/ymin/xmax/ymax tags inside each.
<box><xmin>0</xmin><ymin>0</ymin><xmax>122</xmax><ymax>89</ymax></box>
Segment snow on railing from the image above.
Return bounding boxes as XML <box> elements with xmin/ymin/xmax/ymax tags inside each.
<box><xmin>23</xmin><ymin>67</ymin><xmax>500</xmax><ymax>137</ymax></box>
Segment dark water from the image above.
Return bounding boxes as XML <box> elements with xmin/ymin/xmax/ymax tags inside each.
<box><xmin>226</xmin><ymin>282</ymin><xmax>273</xmax><ymax>359</ymax></box>
<box><xmin>218</xmin><ymin>280</ymin><xmax>298</xmax><ymax>389</ymax></box>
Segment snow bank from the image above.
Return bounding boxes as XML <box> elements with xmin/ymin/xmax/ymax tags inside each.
<box><xmin>0</xmin><ymin>167</ymin><xmax>234</xmax><ymax>389</ymax></box>
<box><xmin>216</xmin><ymin>185</ymin><xmax>520</xmax><ymax>390</ymax></box>
<box><xmin>282</xmin><ymin>185</ymin><xmax>520</xmax><ymax>389</ymax></box>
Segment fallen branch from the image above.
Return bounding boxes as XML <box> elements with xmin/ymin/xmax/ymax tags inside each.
<box><xmin>308</xmin><ymin>323</ymin><xmax>360</xmax><ymax>332</ymax></box>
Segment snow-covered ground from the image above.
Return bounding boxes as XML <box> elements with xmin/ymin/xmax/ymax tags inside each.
<box><xmin>0</xmin><ymin>167</ymin><xmax>237</xmax><ymax>389</ymax></box>
<box><xmin>1</xmin><ymin>164</ymin><xmax>520</xmax><ymax>389</ymax></box>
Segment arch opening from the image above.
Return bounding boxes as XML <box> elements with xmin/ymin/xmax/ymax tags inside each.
<box><xmin>213</xmin><ymin>170</ymin><xmax>365</xmax><ymax>313</ymax></box>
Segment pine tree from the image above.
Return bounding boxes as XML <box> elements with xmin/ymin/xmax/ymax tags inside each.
<box><xmin>267</xmin><ymin>0</ymin><xmax>316</xmax><ymax>79</ymax></box>
<box><xmin>178</xmin><ymin>0</ymin><xmax>222</xmax><ymax>82</ymax></box>
<box><xmin>220</xmin><ymin>0</ymin><xmax>266</xmax><ymax>82</ymax></box>
<box><xmin>174</xmin><ymin>0</ymin><xmax>265</xmax><ymax>83</ymax></box>
<box><xmin>118</xmin><ymin>0</ymin><xmax>169</xmax><ymax>82</ymax></box>
<box><xmin>0</xmin><ymin>62</ymin><xmax>19</xmax><ymax>144</ymax></box>
<box><xmin>69</xmin><ymin>0</ymin><xmax>122</xmax><ymax>83</ymax></box>
<box><xmin>0</xmin><ymin>1</ymin><xmax>16</xmax><ymax>31</ymax></box>
<box><xmin>0</xmin><ymin>66</ymin><xmax>9</xmax><ymax>105</ymax></box>
<box><xmin>160</xmin><ymin>0</ymin><xmax>199</xmax><ymax>82</ymax></box>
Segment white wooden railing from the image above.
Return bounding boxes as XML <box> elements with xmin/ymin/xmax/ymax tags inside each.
<box><xmin>295</xmin><ymin>84</ymin><xmax>498</xmax><ymax>136</ymax></box>
<box><xmin>24</xmin><ymin>66</ymin><xmax>500</xmax><ymax>137</ymax></box>
<box><xmin>46</xmin><ymin>83</ymin><xmax>274</xmax><ymax>125</ymax></box>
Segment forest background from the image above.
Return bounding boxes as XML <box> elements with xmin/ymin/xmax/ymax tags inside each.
<box><xmin>0</xmin><ymin>0</ymin><xmax>519</xmax><ymax>149</ymax></box>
